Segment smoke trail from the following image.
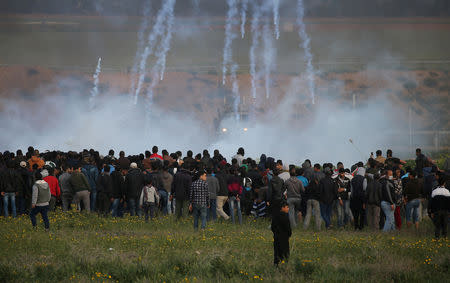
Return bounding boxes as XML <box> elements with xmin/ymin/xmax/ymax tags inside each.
<box><xmin>240</xmin><ymin>0</ymin><xmax>248</xmax><ymax>38</ymax></box>
<box><xmin>157</xmin><ymin>3</ymin><xmax>175</xmax><ymax>81</ymax></box>
<box><xmin>134</xmin><ymin>0</ymin><xmax>175</xmax><ymax>105</ymax></box>
<box><xmin>262</xmin><ymin>23</ymin><xmax>275</xmax><ymax>99</ymax></box>
<box><xmin>145</xmin><ymin>0</ymin><xmax>176</xmax><ymax>105</ymax></box>
<box><xmin>273</xmin><ymin>0</ymin><xmax>280</xmax><ymax>40</ymax></box>
<box><xmin>296</xmin><ymin>0</ymin><xmax>316</xmax><ymax>104</ymax></box>
<box><xmin>89</xmin><ymin>57</ymin><xmax>102</xmax><ymax>105</ymax></box>
<box><xmin>249</xmin><ymin>3</ymin><xmax>262</xmax><ymax>99</ymax></box>
<box><xmin>129</xmin><ymin>0</ymin><xmax>151</xmax><ymax>97</ymax></box>
<box><xmin>231</xmin><ymin>64</ymin><xmax>240</xmax><ymax>121</ymax></box>
<box><xmin>222</xmin><ymin>0</ymin><xmax>239</xmax><ymax>85</ymax></box>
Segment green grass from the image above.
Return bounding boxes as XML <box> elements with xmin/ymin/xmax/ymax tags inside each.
<box><xmin>0</xmin><ymin>211</ymin><xmax>449</xmax><ymax>282</ymax></box>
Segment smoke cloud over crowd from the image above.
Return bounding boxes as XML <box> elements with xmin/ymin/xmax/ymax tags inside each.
<box><xmin>0</xmin><ymin>0</ymin><xmax>434</xmax><ymax>166</ymax></box>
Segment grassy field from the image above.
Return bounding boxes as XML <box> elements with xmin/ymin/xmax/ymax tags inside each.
<box><xmin>0</xmin><ymin>211</ymin><xmax>448</xmax><ymax>282</ymax></box>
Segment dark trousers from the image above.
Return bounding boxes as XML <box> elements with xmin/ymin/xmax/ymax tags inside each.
<box><xmin>273</xmin><ymin>235</ymin><xmax>290</xmax><ymax>265</ymax></box>
<box><xmin>351</xmin><ymin>201</ymin><xmax>365</xmax><ymax>230</ymax></box>
<box><xmin>433</xmin><ymin>210</ymin><xmax>448</xmax><ymax>238</ymax></box>
<box><xmin>97</xmin><ymin>192</ymin><xmax>111</xmax><ymax>216</ymax></box>
<box><xmin>143</xmin><ymin>203</ymin><xmax>156</xmax><ymax>222</ymax></box>
<box><xmin>175</xmin><ymin>198</ymin><xmax>188</xmax><ymax>219</ymax></box>
<box><xmin>30</xmin><ymin>205</ymin><xmax>49</xmax><ymax>229</ymax></box>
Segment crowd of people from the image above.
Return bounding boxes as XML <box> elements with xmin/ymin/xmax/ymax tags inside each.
<box><xmin>0</xmin><ymin>146</ymin><xmax>449</xmax><ymax>239</ymax></box>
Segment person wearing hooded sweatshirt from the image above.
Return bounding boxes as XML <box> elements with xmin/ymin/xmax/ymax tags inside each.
<box><xmin>285</xmin><ymin>167</ymin><xmax>304</xmax><ymax>228</ymax></box>
<box><xmin>258</xmin><ymin>154</ymin><xmax>267</xmax><ymax>172</ymax></box>
<box><xmin>159</xmin><ymin>165</ymin><xmax>173</xmax><ymax>215</ymax></box>
<box><xmin>319</xmin><ymin>168</ymin><xmax>337</xmax><ymax>229</ymax></box>
<box><xmin>268</xmin><ymin>168</ymin><xmax>285</xmax><ymax>218</ymax></box>
<box><xmin>205</xmin><ymin>167</ymin><xmax>219</xmax><ymax>221</ymax></box>
<box><xmin>42</xmin><ymin>168</ymin><xmax>60</xmax><ymax>211</ymax></box>
<box><xmin>350</xmin><ymin>167</ymin><xmax>367</xmax><ymax>230</ymax></box>
<box><xmin>30</xmin><ymin>171</ymin><xmax>51</xmax><ymax>230</ymax></box>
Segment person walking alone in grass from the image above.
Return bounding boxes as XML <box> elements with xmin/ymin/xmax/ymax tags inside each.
<box><xmin>30</xmin><ymin>171</ymin><xmax>51</xmax><ymax>231</ymax></box>
<box><xmin>271</xmin><ymin>201</ymin><xmax>292</xmax><ymax>266</ymax></box>
<box><xmin>189</xmin><ymin>170</ymin><xmax>210</xmax><ymax>230</ymax></box>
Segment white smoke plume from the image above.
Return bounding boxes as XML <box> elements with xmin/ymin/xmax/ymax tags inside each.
<box><xmin>296</xmin><ymin>0</ymin><xmax>316</xmax><ymax>104</ymax></box>
<box><xmin>89</xmin><ymin>57</ymin><xmax>102</xmax><ymax>106</ymax></box>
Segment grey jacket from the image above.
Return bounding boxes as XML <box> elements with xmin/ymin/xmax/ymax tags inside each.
<box><xmin>285</xmin><ymin>176</ymin><xmax>304</xmax><ymax>199</ymax></box>
<box><xmin>32</xmin><ymin>180</ymin><xmax>51</xmax><ymax>206</ymax></box>
<box><xmin>206</xmin><ymin>175</ymin><xmax>220</xmax><ymax>199</ymax></box>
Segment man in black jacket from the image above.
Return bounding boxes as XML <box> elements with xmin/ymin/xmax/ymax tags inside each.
<box><xmin>271</xmin><ymin>201</ymin><xmax>292</xmax><ymax>265</ymax></box>
<box><xmin>380</xmin><ymin>170</ymin><xmax>396</xmax><ymax>232</ymax></box>
<box><xmin>1</xmin><ymin>161</ymin><xmax>24</xmax><ymax>218</ymax></box>
<box><xmin>303</xmin><ymin>167</ymin><xmax>322</xmax><ymax>230</ymax></box>
<box><xmin>351</xmin><ymin>167</ymin><xmax>367</xmax><ymax>230</ymax></box>
<box><xmin>96</xmin><ymin>165</ymin><xmax>114</xmax><ymax>217</ymax></box>
<box><xmin>125</xmin><ymin>163</ymin><xmax>144</xmax><ymax>216</ymax></box>
<box><xmin>366</xmin><ymin>174</ymin><xmax>383</xmax><ymax>230</ymax></box>
<box><xmin>335</xmin><ymin>168</ymin><xmax>352</xmax><ymax>228</ymax></box>
<box><xmin>319</xmin><ymin>168</ymin><xmax>337</xmax><ymax>229</ymax></box>
<box><xmin>171</xmin><ymin>164</ymin><xmax>192</xmax><ymax>219</ymax></box>
<box><xmin>111</xmin><ymin>167</ymin><xmax>126</xmax><ymax>217</ymax></box>
<box><xmin>268</xmin><ymin>168</ymin><xmax>285</xmax><ymax>217</ymax></box>
<box><xmin>430</xmin><ymin>174</ymin><xmax>450</xmax><ymax>239</ymax></box>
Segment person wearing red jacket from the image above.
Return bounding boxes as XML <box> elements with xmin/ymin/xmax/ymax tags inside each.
<box><xmin>150</xmin><ymin>146</ymin><xmax>163</xmax><ymax>161</ymax></box>
<box><xmin>227</xmin><ymin>170</ymin><xmax>243</xmax><ymax>225</ymax></box>
<box><xmin>42</xmin><ymin>168</ymin><xmax>61</xmax><ymax>211</ymax></box>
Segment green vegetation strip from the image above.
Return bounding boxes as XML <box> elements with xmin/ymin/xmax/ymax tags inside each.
<box><xmin>0</xmin><ymin>211</ymin><xmax>448</xmax><ymax>282</ymax></box>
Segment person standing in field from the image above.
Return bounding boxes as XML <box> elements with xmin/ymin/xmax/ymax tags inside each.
<box><xmin>69</xmin><ymin>165</ymin><xmax>91</xmax><ymax>212</ymax></box>
<box><xmin>205</xmin><ymin>167</ymin><xmax>219</xmax><ymax>221</ymax></box>
<box><xmin>271</xmin><ymin>201</ymin><xmax>292</xmax><ymax>266</ymax></box>
<box><xmin>429</xmin><ymin>174</ymin><xmax>449</xmax><ymax>239</ymax></box>
<box><xmin>285</xmin><ymin>166</ymin><xmax>304</xmax><ymax>228</ymax></box>
<box><xmin>403</xmin><ymin>171</ymin><xmax>423</xmax><ymax>230</ymax></box>
<box><xmin>96</xmin><ymin>165</ymin><xmax>114</xmax><ymax>217</ymax></box>
<box><xmin>139</xmin><ymin>177</ymin><xmax>160</xmax><ymax>222</ymax></box>
<box><xmin>392</xmin><ymin>167</ymin><xmax>404</xmax><ymax>230</ymax></box>
<box><xmin>41</xmin><ymin>168</ymin><xmax>60</xmax><ymax>212</ymax></box>
<box><xmin>189</xmin><ymin>170</ymin><xmax>210</xmax><ymax>230</ymax></box>
<box><xmin>171</xmin><ymin>163</ymin><xmax>192</xmax><ymax>219</ymax></box>
<box><xmin>30</xmin><ymin>171</ymin><xmax>51</xmax><ymax>231</ymax></box>
<box><xmin>380</xmin><ymin>169</ymin><xmax>396</xmax><ymax>232</ymax></box>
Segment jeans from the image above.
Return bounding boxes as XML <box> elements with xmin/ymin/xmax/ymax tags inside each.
<box><xmin>207</xmin><ymin>198</ymin><xmax>217</xmax><ymax>221</ymax></box>
<box><xmin>405</xmin><ymin>199</ymin><xmax>420</xmax><ymax>223</ymax></box>
<box><xmin>381</xmin><ymin>201</ymin><xmax>396</xmax><ymax>232</ymax></box>
<box><xmin>3</xmin><ymin>193</ymin><xmax>17</xmax><ymax>218</ymax></box>
<box><xmin>90</xmin><ymin>191</ymin><xmax>97</xmax><ymax>212</ymax></box>
<box><xmin>193</xmin><ymin>204</ymin><xmax>207</xmax><ymax>230</ymax></box>
<box><xmin>304</xmin><ymin>199</ymin><xmax>321</xmax><ymax>230</ymax></box>
<box><xmin>30</xmin><ymin>205</ymin><xmax>49</xmax><ymax>229</ymax></box>
<box><xmin>337</xmin><ymin>200</ymin><xmax>353</xmax><ymax>227</ymax></box>
<box><xmin>143</xmin><ymin>203</ymin><xmax>156</xmax><ymax>222</ymax></box>
<box><xmin>127</xmin><ymin>197</ymin><xmax>140</xmax><ymax>216</ymax></box>
<box><xmin>216</xmin><ymin>196</ymin><xmax>229</xmax><ymax>220</ymax></box>
<box><xmin>229</xmin><ymin>196</ymin><xmax>242</xmax><ymax>225</ymax></box>
<box><xmin>158</xmin><ymin>190</ymin><xmax>168</xmax><ymax>215</ymax></box>
<box><xmin>111</xmin><ymin>198</ymin><xmax>124</xmax><ymax>217</ymax></box>
<box><xmin>16</xmin><ymin>196</ymin><xmax>26</xmax><ymax>215</ymax></box>
<box><xmin>287</xmin><ymin>198</ymin><xmax>301</xmax><ymax>228</ymax></box>
<box><xmin>320</xmin><ymin>202</ymin><xmax>332</xmax><ymax>228</ymax></box>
